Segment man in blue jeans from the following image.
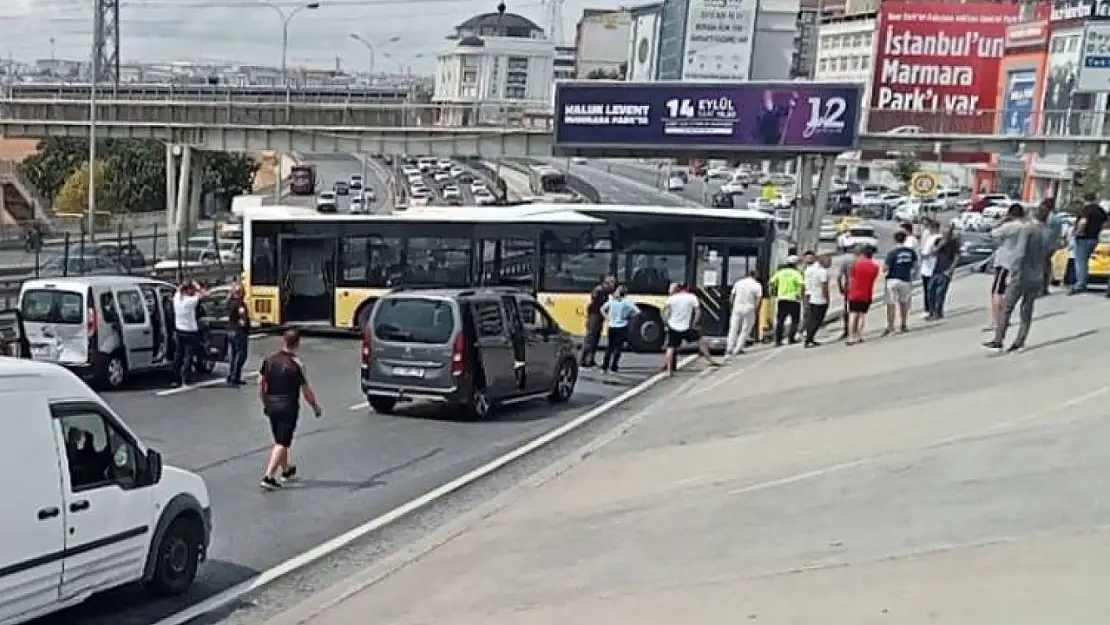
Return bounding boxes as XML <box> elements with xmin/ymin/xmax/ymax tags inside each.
<box><xmin>927</xmin><ymin>222</ymin><xmax>961</xmax><ymax>319</ymax></box>
<box><xmin>1070</xmin><ymin>192</ymin><xmax>1106</xmax><ymax>294</ymax></box>
<box><xmin>226</xmin><ymin>282</ymin><xmax>251</xmax><ymax>386</ymax></box>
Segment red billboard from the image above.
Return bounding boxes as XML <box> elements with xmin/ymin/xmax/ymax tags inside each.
<box><xmin>868</xmin><ymin>1</ymin><xmax>1023</xmax><ymax>159</ymax></box>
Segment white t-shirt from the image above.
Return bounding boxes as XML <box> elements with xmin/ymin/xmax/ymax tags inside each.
<box><xmin>904</xmin><ymin>234</ymin><xmax>919</xmax><ymax>251</ymax></box>
<box><xmin>731</xmin><ymin>277</ymin><xmax>763</xmax><ymax>312</ymax></box>
<box><xmin>173</xmin><ymin>292</ymin><xmax>201</xmax><ymax>332</ymax></box>
<box><xmin>803</xmin><ymin>264</ymin><xmax>830</xmax><ymax>305</ymax></box>
<box><xmin>665</xmin><ymin>291</ymin><xmax>699</xmax><ymax>332</ymax></box>
<box><xmin>919</xmin><ymin>232</ymin><xmax>940</xmax><ymax>277</ymax></box>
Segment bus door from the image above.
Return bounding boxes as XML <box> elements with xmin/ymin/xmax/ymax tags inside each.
<box><xmin>692</xmin><ymin>240</ymin><xmax>761</xmax><ymax>340</ymax></box>
<box><xmin>278</xmin><ymin>234</ymin><xmax>337</xmax><ymax>324</ymax></box>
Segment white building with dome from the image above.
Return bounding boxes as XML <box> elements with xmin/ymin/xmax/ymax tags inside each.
<box><xmin>433</xmin><ymin>12</ymin><xmax>555</xmax><ymax>125</ymax></box>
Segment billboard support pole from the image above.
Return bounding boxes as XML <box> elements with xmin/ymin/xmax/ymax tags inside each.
<box><xmin>804</xmin><ymin>154</ymin><xmax>836</xmax><ymax>254</ymax></box>
<box><xmin>795</xmin><ymin>156</ymin><xmax>814</xmax><ymax>247</ymax></box>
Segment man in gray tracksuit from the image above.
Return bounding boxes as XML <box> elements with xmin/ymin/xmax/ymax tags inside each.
<box><xmin>984</xmin><ymin>204</ymin><xmax>1054</xmax><ymax>353</ymax></box>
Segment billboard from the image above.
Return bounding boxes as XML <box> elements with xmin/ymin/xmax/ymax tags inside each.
<box><xmin>1002</xmin><ymin>70</ymin><xmax>1037</xmax><ymax>135</ymax></box>
<box><xmin>869</xmin><ymin>1</ymin><xmax>1022</xmax><ymax>141</ymax></box>
<box><xmin>681</xmin><ymin>0</ymin><xmax>758</xmax><ymax>81</ymax></box>
<box><xmin>627</xmin><ymin>10</ymin><xmax>661</xmax><ymax>81</ymax></box>
<box><xmin>553</xmin><ymin>81</ymin><xmax>863</xmax><ymax>156</ymax></box>
<box><xmin>1050</xmin><ymin>0</ymin><xmax>1110</xmax><ymax>21</ymax></box>
<box><xmin>1078</xmin><ymin>22</ymin><xmax>1110</xmax><ymax>91</ymax></box>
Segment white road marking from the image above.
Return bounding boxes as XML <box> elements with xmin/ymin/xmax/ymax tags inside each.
<box><xmin>154</xmin><ymin>371</ymin><xmax>259</xmax><ymax>396</ymax></box>
<box><xmin>348</xmin><ymin>401</ymin><xmax>368</xmax><ymax>411</ymax></box>
<box><xmin>692</xmin><ymin>349</ymin><xmax>780</xmax><ymax>396</ymax></box>
<box><xmin>147</xmin><ymin>354</ymin><xmax>702</xmax><ymax>625</ymax></box>
<box><xmin>724</xmin><ymin>384</ymin><xmax>1110</xmax><ymax>497</ymax></box>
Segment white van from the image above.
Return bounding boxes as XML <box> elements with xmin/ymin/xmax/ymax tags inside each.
<box><xmin>0</xmin><ymin>357</ymin><xmax>210</xmax><ymax>624</ymax></box>
<box><xmin>18</xmin><ymin>277</ymin><xmax>226</xmax><ymax>390</ymax></box>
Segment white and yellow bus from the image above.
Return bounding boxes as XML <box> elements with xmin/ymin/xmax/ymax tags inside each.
<box><xmin>241</xmin><ymin>203</ymin><xmax>778</xmax><ymax>351</ymax></box>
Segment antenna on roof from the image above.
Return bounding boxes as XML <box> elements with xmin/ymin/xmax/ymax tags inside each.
<box><xmin>541</xmin><ymin>0</ymin><xmax>566</xmax><ymax>44</ymax></box>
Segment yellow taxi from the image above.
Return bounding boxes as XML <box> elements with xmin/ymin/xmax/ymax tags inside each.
<box><xmin>834</xmin><ymin>215</ymin><xmax>861</xmax><ymax>234</ymax></box>
<box><xmin>1051</xmin><ymin>229</ymin><xmax>1110</xmax><ymax>286</ymax></box>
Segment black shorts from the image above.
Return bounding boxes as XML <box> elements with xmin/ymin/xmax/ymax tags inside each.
<box><xmin>992</xmin><ymin>267</ymin><xmax>1009</xmax><ymax>295</ymax></box>
<box><xmin>847</xmin><ymin>299</ymin><xmax>872</xmax><ymax>314</ymax></box>
<box><xmin>267</xmin><ymin>412</ymin><xmax>299</xmax><ymax>447</ymax></box>
<box><xmin>666</xmin><ymin>327</ymin><xmax>700</xmax><ymax>348</ymax></box>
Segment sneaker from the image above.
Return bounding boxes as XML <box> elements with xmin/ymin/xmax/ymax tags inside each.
<box><xmin>921</xmin><ymin>312</ymin><xmax>931</xmax><ymax>320</ymax></box>
<box><xmin>982</xmin><ymin>340</ymin><xmax>1003</xmax><ymax>350</ymax></box>
<box><xmin>260</xmin><ymin>476</ymin><xmax>282</xmax><ymax>490</ymax></box>
<box><xmin>281</xmin><ymin>466</ymin><xmax>298</xmax><ymax>481</ymax></box>
<box><xmin>1006</xmin><ymin>343</ymin><xmax>1025</xmax><ymax>354</ymax></box>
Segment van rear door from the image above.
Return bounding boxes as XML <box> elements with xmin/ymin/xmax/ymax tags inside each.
<box><xmin>0</xmin><ymin>393</ymin><xmax>65</xmax><ymax>620</ymax></box>
<box><xmin>367</xmin><ymin>297</ymin><xmax>458</xmax><ymax>391</ymax></box>
<box><xmin>20</xmin><ymin>287</ymin><xmax>90</xmax><ymax>365</ymax></box>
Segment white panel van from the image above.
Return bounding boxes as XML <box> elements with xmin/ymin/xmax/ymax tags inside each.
<box><xmin>0</xmin><ymin>357</ymin><xmax>211</xmax><ymax>625</ymax></box>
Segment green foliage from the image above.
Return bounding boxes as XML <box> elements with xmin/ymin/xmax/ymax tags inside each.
<box><xmin>892</xmin><ymin>154</ymin><xmax>920</xmax><ymax>188</ymax></box>
<box><xmin>21</xmin><ymin>139</ymin><xmax>258</xmax><ymax>213</ymax></box>
<box><xmin>54</xmin><ymin>161</ymin><xmax>108</xmax><ymax>216</ymax></box>
<box><xmin>1069</xmin><ymin>157</ymin><xmax>1110</xmax><ymax>214</ymax></box>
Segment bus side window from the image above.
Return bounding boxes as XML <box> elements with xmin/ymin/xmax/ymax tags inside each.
<box><xmin>251</xmin><ymin>232</ymin><xmax>278</xmax><ymax>285</ymax></box>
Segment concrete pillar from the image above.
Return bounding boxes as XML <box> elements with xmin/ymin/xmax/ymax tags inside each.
<box><xmin>804</xmin><ymin>154</ymin><xmax>837</xmax><ymax>255</ymax></box>
<box><xmin>188</xmin><ymin>151</ymin><xmax>204</xmax><ymax>233</ymax></box>
<box><xmin>794</xmin><ymin>156</ymin><xmax>814</xmax><ymax>247</ymax></box>
<box><xmin>165</xmin><ymin>143</ymin><xmax>178</xmax><ymax>235</ymax></box>
<box><xmin>174</xmin><ymin>145</ymin><xmax>192</xmax><ymax>246</ymax></box>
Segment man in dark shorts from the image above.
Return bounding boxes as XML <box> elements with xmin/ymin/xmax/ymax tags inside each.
<box><xmin>258</xmin><ymin>329</ymin><xmax>322</xmax><ymax>490</ymax></box>
<box><xmin>846</xmin><ymin>245</ymin><xmax>880</xmax><ymax>345</ymax></box>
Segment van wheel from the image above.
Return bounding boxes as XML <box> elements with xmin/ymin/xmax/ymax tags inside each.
<box><xmin>368</xmin><ymin>397</ymin><xmax>396</xmax><ymax>414</ymax></box>
<box><xmin>548</xmin><ymin>359</ymin><xmax>577</xmax><ymax>403</ymax></box>
<box><xmin>144</xmin><ymin>516</ymin><xmax>203</xmax><ymax>597</ymax></box>
<box><xmin>98</xmin><ymin>351</ymin><xmax>127</xmax><ymax>390</ymax></box>
<box><xmin>628</xmin><ymin>310</ymin><xmax>665</xmax><ymax>353</ymax></box>
<box><xmin>461</xmin><ymin>386</ymin><xmax>493</xmax><ymax>421</ymax></box>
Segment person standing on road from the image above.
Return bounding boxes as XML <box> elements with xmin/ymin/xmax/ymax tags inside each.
<box><xmin>984</xmin><ymin>205</ymin><xmax>1054</xmax><ymax>352</ymax></box>
<box><xmin>580</xmin><ymin>275</ymin><xmax>615</xmax><ymax>368</ymax></box>
<box><xmin>662</xmin><ymin>284</ymin><xmax>719</xmax><ymax>376</ymax></box>
<box><xmin>226</xmin><ymin>282</ymin><xmax>251</xmax><ymax>386</ymax></box>
<box><xmin>836</xmin><ymin>245</ymin><xmax>860</xmax><ymax>340</ymax></box>
<box><xmin>599</xmin><ymin>284</ymin><xmax>639</xmax><ymax>374</ymax></box>
<box><xmin>901</xmin><ymin>222</ymin><xmax>919</xmax><ymax>251</ymax></box>
<box><xmin>803</xmin><ymin>253</ymin><xmax>831</xmax><ymax>347</ymax></box>
<box><xmin>769</xmin><ymin>256</ymin><xmax>805</xmax><ymax>346</ymax></box>
<box><xmin>726</xmin><ymin>269</ymin><xmax>763</xmax><ymax>358</ymax></box>
<box><xmin>846</xmin><ymin>245</ymin><xmax>880</xmax><ymax>345</ymax></box>
<box><xmin>988</xmin><ymin>203</ymin><xmax>1026</xmax><ymax>331</ymax></box>
<box><xmin>259</xmin><ymin>329</ymin><xmax>322</xmax><ymax>490</ymax></box>
<box><xmin>171</xmin><ymin>281</ymin><xmax>208</xmax><ymax>387</ymax></box>
<box><xmin>918</xmin><ymin>219</ymin><xmax>941</xmax><ymax>318</ymax></box>
<box><xmin>1045</xmin><ymin>200</ymin><xmax>1065</xmax><ymax>296</ymax></box>
<box><xmin>882</xmin><ymin>231</ymin><xmax>918</xmax><ymax>336</ymax></box>
<box><xmin>927</xmin><ymin>222</ymin><xmax>961</xmax><ymax>320</ymax></box>
<box><xmin>1071</xmin><ymin>192</ymin><xmax>1107</xmax><ymax>295</ymax></box>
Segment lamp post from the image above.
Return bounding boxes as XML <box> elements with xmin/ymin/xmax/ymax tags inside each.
<box><xmin>258</xmin><ymin>0</ymin><xmax>320</xmax><ymax>84</ymax></box>
<box><xmin>349</xmin><ymin>34</ymin><xmax>400</xmax><ymax>77</ymax></box>
<box><xmin>382</xmin><ymin>52</ymin><xmax>424</xmax><ymax>76</ymax></box>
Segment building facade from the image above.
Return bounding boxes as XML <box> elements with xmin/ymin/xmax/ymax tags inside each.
<box><xmin>433</xmin><ymin>12</ymin><xmax>555</xmax><ymax>124</ymax></box>
<box><xmin>574</xmin><ymin>9</ymin><xmax>633</xmax><ymax>78</ymax></box>
<box><xmin>625</xmin><ymin>2</ymin><xmax>665</xmax><ymax>81</ymax></box>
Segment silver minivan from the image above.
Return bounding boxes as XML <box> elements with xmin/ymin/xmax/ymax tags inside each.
<box><xmin>18</xmin><ymin>276</ymin><xmax>224</xmax><ymax>389</ymax></box>
<box><xmin>359</xmin><ymin>288</ymin><xmax>579</xmax><ymax>420</ymax></box>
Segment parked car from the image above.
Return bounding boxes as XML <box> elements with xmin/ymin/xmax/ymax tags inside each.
<box><xmin>360</xmin><ymin>287</ymin><xmax>579</xmax><ymax>420</ymax></box>
<box><xmin>837</xmin><ymin>225</ymin><xmax>879</xmax><ymax>252</ymax></box>
<box><xmin>959</xmin><ymin>231</ymin><xmax>1000</xmax><ymax>267</ymax></box>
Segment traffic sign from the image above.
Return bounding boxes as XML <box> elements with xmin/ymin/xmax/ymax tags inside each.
<box><xmin>909</xmin><ymin>171</ymin><xmax>939</xmax><ymax>198</ymax></box>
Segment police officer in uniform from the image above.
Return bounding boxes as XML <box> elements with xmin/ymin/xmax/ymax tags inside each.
<box><xmin>258</xmin><ymin>329</ymin><xmax>322</xmax><ymax>490</ymax></box>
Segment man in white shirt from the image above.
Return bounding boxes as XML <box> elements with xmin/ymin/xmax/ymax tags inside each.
<box><xmin>802</xmin><ymin>254</ymin><xmax>831</xmax><ymax>347</ymax></box>
<box><xmin>171</xmin><ymin>281</ymin><xmax>208</xmax><ymax>387</ymax></box>
<box><xmin>901</xmin><ymin>222</ymin><xmax>918</xmax><ymax>251</ymax></box>
<box><xmin>661</xmin><ymin>283</ymin><xmax>719</xmax><ymax>376</ymax></box>
<box><xmin>726</xmin><ymin>270</ymin><xmax>763</xmax><ymax>357</ymax></box>
<box><xmin>917</xmin><ymin>219</ymin><xmax>941</xmax><ymax>319</ymax></box>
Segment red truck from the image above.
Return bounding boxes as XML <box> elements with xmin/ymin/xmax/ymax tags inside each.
<box><xmin>289</xmin><ymin>164</ymin><xmax>316</xmax><ymax>196</ymax></box>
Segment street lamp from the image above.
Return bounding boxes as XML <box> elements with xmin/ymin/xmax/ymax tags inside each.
<box><xmin>349</xmin><ymin>34</ymin><xmax>400</xmax><ymax>77</ymax></box>
<box><xmin>258</xmin><ymin>0</ymin><xmax>320</xmax><ymax>84</ymax></box>
<box><xmin>382</xmin><ymin>52</ymin><xmax>424</xmax><ymax>76</ymax></box>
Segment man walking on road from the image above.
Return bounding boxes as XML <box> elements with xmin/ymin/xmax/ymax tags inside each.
<box><xmin>927</xmin><ymin>222</ymin><xmax>961</xmax><ymax>320</ymax></box>
<box><xmin>226</xmin><ymin>282</ymin><xmax>251</xmax><ymax>386</ymax></box>
<box><xmin>171</xmin><ymin>280</ymin><xmax>208</xmax><ymax>387</ymax></box>
<box><xmin>259</xmin><ymin>329</ymin><xmax>322</xmax><ymax>490</ymax></box>
<box><xmin>662</xmin><ymin>284</ymin><xmax>719</xmax><ymax>376</ymax></box>
<box><xmin>581</xmin><ymin>275</ymin><xmax>615</xmax><ymax>367</ymax></box>
<box><xmin>846</xmin><ymin>245</ymin><xmax>880</xmax><ymax>345</ymax></box>
<box><xmin>836</xmin><ymin>246</ymin><xmax>859</xmax><ymax>340</ymax></box>
<box><xmin>882</xmin><ymin>231</ymin><xmax>918</xmax><ymax>336</ymax></box>
<box><xmin>726</xmin><ymin>270</ymin><xmax>762</xmax><ymax>357</ymax></box>
<box><xmin>803</xmin><ymin>254</ymin><xmax>831</xmax><ymax>347</ymax></box>
<box><xmin>988</xmin><ymin>203</ymin><xmax>1026</xmax><ymax>331</ymax></box>
<box><xmin>918</xmin><ymin>219</ymin><xmax>940</xmax><ymax>318</ymax></box>
<box><xmin>769</xmin><ymin>256</ymin><xmax>805</xmax><ymax>346</ymax></box>
<box><xmin>1070</xmin><ymin>192</ymin><xmax>1106</xmax><ymax>294</ymax></box>
<box><xmin>984</xmin><ymin>205</ymin><xmax>1054</xmax><ymax>353</ymax></box>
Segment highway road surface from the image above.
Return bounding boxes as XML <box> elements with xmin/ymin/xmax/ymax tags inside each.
<box><xmin>29</xmin><ymin>345</ymin><xmax>701</xmax><ymax>625</ymax></box>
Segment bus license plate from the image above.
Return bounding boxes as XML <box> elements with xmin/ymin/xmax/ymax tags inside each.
<box><xmin>392</xmin><ymin>367</ymin><xmax>424</xmax><ymax>378</ymax></box>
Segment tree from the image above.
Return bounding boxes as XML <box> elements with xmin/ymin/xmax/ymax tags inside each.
<box><xmin>101</xmin><ymin>139</ymin><xmax>165</xmax><ymax>214</ymax></box>
<box><xmin>53</xmin><ymin>161</ymin><xmax>108</xmax><ymax>216</ymax></box>
<box><xmin>1069</xmin><ymin>157</ymin><xmax>1110</xmax><ymax>214</ymax></box>
<box><xmin>892</xmin><ymin>154</ymin><xmax>920</xmax><ymax>189</ymax></box>
<box><xmin>21</xmin><ymin>138</ymin><xmax>88</xmax><ymax>202</ymax></box>
<box><xmin>202</xmin><ymin>151</ymin><xmax>258</xmax><ymax>198</ymax></box>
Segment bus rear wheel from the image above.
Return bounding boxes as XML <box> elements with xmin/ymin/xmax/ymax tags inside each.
<box><xmin>628</xmin><ymin>310</ymin><xmax>665</xmax><ymax>353</ymax></box>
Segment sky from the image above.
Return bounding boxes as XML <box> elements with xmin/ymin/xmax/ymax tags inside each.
<box><xmin>1</xmin><ymin>0</ymin><xmax>630</xmax><ymax>75</ymax></box>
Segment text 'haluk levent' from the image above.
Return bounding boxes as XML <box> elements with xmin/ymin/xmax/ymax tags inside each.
<box><xmin>563</xmin><ymin>104</ymin><xmax>651</xmax><ymax>126</ymax></box>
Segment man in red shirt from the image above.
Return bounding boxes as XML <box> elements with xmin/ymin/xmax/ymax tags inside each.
<box><xmin>846</xmin><ymin>245</ymin><xmax>880</xmax><ymax>345</ymax></box>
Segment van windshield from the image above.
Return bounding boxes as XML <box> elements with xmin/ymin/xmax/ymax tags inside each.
<box><xmin>21</xmin><ymin>289</ymin><xmax>84</xmax><ymax>324</ymax></box>
<box><xmin>373</xmin><ymin>298</ymin><xmax>454</xmax><ymax>344</ymax></box>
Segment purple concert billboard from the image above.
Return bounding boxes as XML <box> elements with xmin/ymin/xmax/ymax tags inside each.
<box><xmin>553</xmin><ymin>81</ymin><xmax>863</xmax><ymax>156</ymax></box>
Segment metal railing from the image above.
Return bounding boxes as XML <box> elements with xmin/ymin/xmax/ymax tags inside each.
<box><xmin>865</xmin><ymin>109</ymin><xmax>1110</xmax><ymax>138</ymax></box>
<box><xmin>2</xmin><ymin>82</ymin><xmax>416</xmax><ymax>104</ymax></box>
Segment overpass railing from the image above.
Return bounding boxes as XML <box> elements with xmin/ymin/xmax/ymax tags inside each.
<box><xmin>1</xmin><ymin>82</ymin><xmax>415</xmax><ymax>104</ymax></box>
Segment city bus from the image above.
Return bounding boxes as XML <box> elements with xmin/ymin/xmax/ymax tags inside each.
<box><xmin>528</xmin><ymin>165</ymin><xmax>580</xmax><ymax>203</ymax></box>
<box><xmin>242</xmin><ymin>203</ymin><xmax>779</xmax><ymax>351</ymax></box>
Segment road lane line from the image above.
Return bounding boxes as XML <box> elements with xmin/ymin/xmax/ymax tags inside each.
<box><xmin>154</xmin><ymin>371</ymin><xmax>259</xmax><ymax>396</ymax></box>
<box><xmin>147</xmin><ymin>353</ymin><xmax>701</xmax><ymax>625</ymax></box>
<box><xmin>691</xmin><ymin>349</ymin><xmax>780</xmax><ymax>397</ymax></box>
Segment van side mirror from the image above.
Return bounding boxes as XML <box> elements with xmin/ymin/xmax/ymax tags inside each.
<box><xmin>146</xmin><ymin>449</ymin><xmax>163</xmax><ymax>484</ymax></box>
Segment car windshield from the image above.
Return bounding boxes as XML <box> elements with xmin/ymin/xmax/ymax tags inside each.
<box><xmin>165</xmin><ymin>247</ymin><xmax>207</xmax><ymax>261</ymax></box>
<box><xmin>373</xmin><ymin>298</ymin><xmax>454</xmax><ymax>344</ymax></box>
<box><xmin>21</xmin><ymin>289</ymin><xmax>84</xmax><ymax>324</ymax></box>
<box><xmin>848</xmin><ymin>228</ymin><xmax>875</xmax><ymax>237</ymax></box>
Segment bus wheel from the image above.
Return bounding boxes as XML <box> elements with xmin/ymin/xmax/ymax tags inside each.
<box><xmin>628</xmin><ymin>311</ymin><xmax>665</xmax><ymax>353</ymax></box>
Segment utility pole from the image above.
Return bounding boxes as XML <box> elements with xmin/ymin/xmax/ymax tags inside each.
<box><xmin>93</xmin><ymin>0</ymin><xmax>120</xmax><ymax>87</ymax></box>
